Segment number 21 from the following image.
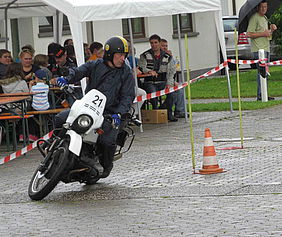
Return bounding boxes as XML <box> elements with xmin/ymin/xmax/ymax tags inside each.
<box><xmin>92</xmin><ymin>95</ymin><xmax>103</xmax><ymax>107</ymax></box>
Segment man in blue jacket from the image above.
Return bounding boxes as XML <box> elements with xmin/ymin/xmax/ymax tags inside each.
<box><xmin>55</xmin><ymin>36</ymin><xmax>135</xmax><ymax>179</ymax></box>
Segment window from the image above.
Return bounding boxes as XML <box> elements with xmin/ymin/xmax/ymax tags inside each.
<box><xmin>38</xmin><ymin>15</ymin><xmax>70</xmax><ymax>34</ymax></box>
<box><xmin>172</xmin><ymin>14</ymin><xmax>193</xmax><ymax>34</ymax></box>
<box><xmin>223</xmin><ymin>18</ymin><xmax>238</xmax><ymax>32</ymax></box>
<box><xmin>122</xmin><ymin>18</ymin><xmax>146</xmax><ymax>39</ymax></box>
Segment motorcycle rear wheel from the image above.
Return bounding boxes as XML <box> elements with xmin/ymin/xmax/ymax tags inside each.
<box><xmin>28</xmin><ymin>141</ymin><xmax>70</xmax><ymax>201</ymax></box>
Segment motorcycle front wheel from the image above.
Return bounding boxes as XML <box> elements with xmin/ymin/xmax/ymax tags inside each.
<box><xmin>28</xmin><ymin>140</ymin><xmax>70</xmax><ymax>201</ymax></box>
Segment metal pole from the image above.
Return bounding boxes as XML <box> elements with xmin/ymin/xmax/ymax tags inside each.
<box><xmin>184</xmin><ymin>34</ymin><xmax>196</xmax><ymax>172</ymax></box>
<box><xmin>177</xmin><ymin>14</ymin><xmax>188</xmax><ymax>122</ymax></box>
<box><xmin>234</xmin><ymin>29</ymin><xmax>244</xmax><ymax>148</ymax></box>
<box><xmin>55</xmin><ymin>10</ymin><xmax>60</xmax><ymax>44</ymax></box>
<box><xmin>214</xmin><ymin>10</ymin><xmax>233</xmax><ymax>112</ymax></box>
<box><xmin>4</xmin><ymin>0</ymin><xmax>17</xmax><ymax>49</ymax></box>
<box><xmin>128</xmin><ymin>18</ymin><xmax>143</xmax><ymax>132</ymax></box>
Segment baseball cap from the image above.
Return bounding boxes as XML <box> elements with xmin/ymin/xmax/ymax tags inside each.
<box><xmin>53</xmin><ymin>45</ymin><xmax>66</xmax><ymax>58</ymax></box>
<box><xmin>35</xmin><ymin>69</ymin><xmax>47</xmax><ymax>80</ymax></box>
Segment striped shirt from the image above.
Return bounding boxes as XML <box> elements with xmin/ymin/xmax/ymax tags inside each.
<box><xmin>31</xmin><ymin>82</ymin><xmax>49</xmax><ymax>111</ymax></box>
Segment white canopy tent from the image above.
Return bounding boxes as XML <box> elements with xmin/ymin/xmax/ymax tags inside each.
<box><xmin>0</xmin><ymin>0</ymin><xmax>63</xmax><ymax>48</ymax></box>
<box><xmin>0</xmin><ymin>0</ymin><xmax>55</xmax><ymax>19</ymax></box>
<box><xmin>0</xmin><ymin>0</ymin><xmax>233</xmax><ymax>112</ymax></box>
<box><xmin>41</xmin><ymin>0</ymin><xmax>233</xmax><ymax>111</ymax></box>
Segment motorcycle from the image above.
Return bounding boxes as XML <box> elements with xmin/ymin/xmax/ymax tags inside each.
<box><xmin>28</xmin><ymin>85</ymin><xmax>141</xmax><ymax>201</ymax></box>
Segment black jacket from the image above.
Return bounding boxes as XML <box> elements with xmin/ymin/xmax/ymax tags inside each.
<box><xmin>0</xmin><ymin>63</ymin><xmax>8</xmax><ymax>79</ymax></box>
<box><xmin>49</xmin><ymin>57</ymin><xmax>77</xmax><ymax>77</ymax></box>
<box><xmin>66</xmin><ymin>59</ymin><xmax>135</xmax><ymax>115</ymax></box>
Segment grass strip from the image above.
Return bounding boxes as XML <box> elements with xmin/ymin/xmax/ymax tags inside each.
<box><xmin>191</xmin><ymin>100</ymin><xmax>282</xmax><ymax>112</ymax></box>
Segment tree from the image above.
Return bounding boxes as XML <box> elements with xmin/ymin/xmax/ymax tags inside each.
<box><xmin>270</xmin><ymin>5</ymin><xmax>282</xmax><ymax>57</ymax></box>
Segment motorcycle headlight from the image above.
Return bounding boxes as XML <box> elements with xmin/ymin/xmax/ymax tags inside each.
<box><xmin>78</xmin><ymin>115</ymin><xmax>92</xmax><ymax>128</ymax></box>
<box><xmin>72</xmin><ymin>114</ymin><xmax>93</xmax><ymax>134</ymax></box>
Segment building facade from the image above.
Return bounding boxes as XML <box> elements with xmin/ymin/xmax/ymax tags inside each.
<box><xmin>0</xmin><ymin>11</ymin><xmax>225</xmax><ymax>75</ymax></box>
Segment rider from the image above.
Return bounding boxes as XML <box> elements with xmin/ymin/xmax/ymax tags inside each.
<box><xmin>54</xmin><ymin>36</ymin><xmax>135</xmax><ymax>178</ymax></box>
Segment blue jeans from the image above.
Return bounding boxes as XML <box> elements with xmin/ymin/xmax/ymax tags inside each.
<box><xmin>142</xmin><ymin>82</ymin><xmax>166</xmax><ymax>109</ymax></box>
<box><xmin>253</xmin><ymin>51</ymin><xmax>270</xmax><ymax>99</ymax></box>
<box><xmin>172</xmin><ymin>88</ymin><xmax>185</xmax><ymax>113</ymax></box>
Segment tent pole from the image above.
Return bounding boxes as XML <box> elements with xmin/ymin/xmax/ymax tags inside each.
<box><xmin>53</xmin><ymin>10</ymin><xmax>63</xmax><ymax>44</ymax></box>
<box><xmin>128</xmin><ymin>18</ymin><xmax>143</xmax><ymax>132</ymax></box>
<box><xmin>55</xmin><ymin>10</ymin><xmax>59</xmax><ymax>43</ymax></box>
<box><xmin>4</xmin><ymin>0</ymin><xmax>17</xmax><ymax>49</ymax></box>
<box><xmin>214</xmin><ymin>10</ymin><xmax>233</xmax><ymax>112</ymax></box>
<box><xmin>177</xmin><ymin>14</ymin><xmax>188</xmax><ymax>122</ymax></box>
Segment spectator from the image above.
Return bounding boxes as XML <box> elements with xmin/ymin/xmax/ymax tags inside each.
<box><xmin>246</xmin><ymin>0</ymin><xmax>277</xmax><ymax>101</ymax></box>
<box><xmin>65</xmin><ymin>44</ymin><xmax>77</xmax><ymax>65</ymax></box>
<box><xmin>63</xmin><ymin>38</ymin><xmax>73</xmax><ymax>47</ymax></box>
<box><xmin>138</xmin><ymin>34</ymin><xmax>177</xmax><ymax>122</ymax></box>
<box><xmin>160</xmin><ymin>38</ymin><xmax>186</xmax><ymax>118</ymax></box>
<box><xmin>52</xmin><ymin>44</ymin><xmax>77</xmax><ymax>77</ymax></box>
<box><xmin>0</xmin><ymin>49</ymin><xmax>12</xmax><ymax>79</ymax></box>
<box><xmin>65</xmin><ymin>44</ymin><xmax>76</xmax><ymax>58</ymax></box>
<box><xmin>0</xmin><ymin>62</ymin><xmax>29</xmax><ymax>93</ymax></box>
<box><xmin>33</xmin><ymin>54</ymin><xmax>52</xmax><ymax>82</ymax></box>
<box><xmin>88</xmin><ymin>41</ymin><xmax>104</xmax><ymax>61</ymax></box>
<box><xmin>30</xmin><ymin>69</ymin><xmax>50</xmax><ymax>111</ymax></box>
<box><xmin>160</xmin><ymin>39</ymin><xmax>172</xmax><ymax>56</ymax></box>
<box><xmin>53</xmin><ymin>44</ymin><xmax>81</xmax><ymax>104</ymax></box>
<box><xmin>19</xmin><ymin>49</ymin><xmax>40</xmax><ymax>83</ymax></box>
<box><xmin>21</xmin><ymin>44</ymin><xmax>35</xmax><ymax>55</ymax></box>
<box><xmin>127</xmin><ymin>42</ymin><xmax>142</xmax><ymax>75</ymax></box>
<box><xmin>47</xmin><ymin>42</ymin><xmax>62</xmax><ymax>75</ymax></box>
<box><xmin>84</xmin><ymin>43</ymin><xmax>91</xmax><ymax>61</ymax></box>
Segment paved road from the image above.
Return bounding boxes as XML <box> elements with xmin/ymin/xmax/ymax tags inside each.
<box><xmin>1</xmin><ymin>105</ymin><xmax>282</xmax><ymax>236</ymax></box>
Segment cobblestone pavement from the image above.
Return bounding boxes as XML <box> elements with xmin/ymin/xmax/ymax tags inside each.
<box><xmin>1</xmin><ymin>104</ymin><xmax>282</xmax><ymax>236</ymax></box>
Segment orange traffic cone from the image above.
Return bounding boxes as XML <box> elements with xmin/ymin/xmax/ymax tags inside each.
<box><xmin>199</xmin><ymin>128</ymin><xmax>225</xmax><ymax>174</ymax></box>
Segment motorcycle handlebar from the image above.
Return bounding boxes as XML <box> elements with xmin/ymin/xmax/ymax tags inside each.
<box><xmin>61</xmin><ymin>85</ymin><xmax>81</xmax><ymax>100</ymax></box>
<box><xmin>103</xmin><ymin>113</ymin><xmax>142</xmax><ymax>128</ymax></box>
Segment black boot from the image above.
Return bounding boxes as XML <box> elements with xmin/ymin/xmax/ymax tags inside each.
<box><xmin>99</xmin><ymin>144</ymin><xmax>116</xmax><ymax>178</ymax></box>
<box><xmin>166</xmin><ymin>93</ymin><xmax>178</xmax><ymax>122</ymax></box>
<box><xmin>81</xmin><ymin>143</ymin><xmax>104</xmax><ymax>176</ymax></box>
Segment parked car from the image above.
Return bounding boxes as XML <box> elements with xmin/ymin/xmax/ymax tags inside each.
<box><xmin>222</xmin><ymin>16</ymin><xmax>253</xmax><ymax>70</ymax></box>
<box><xmin>222</xmin><ymin>16</ymin><xmax>279</xmax><ymax>70</ymax></box>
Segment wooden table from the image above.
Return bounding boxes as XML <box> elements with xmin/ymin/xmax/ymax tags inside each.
<box><xmin>0</xmin><ymin>96</ymin><xmax>30</xmax><ymax>104</ymax></box>
<box><xmin>0</xmin><ymin>92</ymin><xmax>41</xmax><ymax>97</ymax></box>
<box><xmin>0</xmin><ymin>95</ymin><xmax>31</xmax><ymax>150</ymax></box>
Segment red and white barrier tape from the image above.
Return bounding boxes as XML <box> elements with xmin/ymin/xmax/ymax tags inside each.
<box><xmin>191</xmin><ymin>61</ymin><xmax>228</xmax><ymax>82</ymax></box>
<box><xmin>268</xmin><ymin>60</ymin><xmax>282</xmax><ymax>66</ymax></box>
<box><xmin>0</xmin><ymin>131</ymin><xmax>53</xmax><ymax>165</ymax></box>
<box><xmin>134</xmin><ymin>82</ymin><xmax>188</xmax><ymax>103</ymax></box>
<box><xmin>2</xmin><ymin>57</ymin><xmax>282</xmax><ymax>165</ymax></box>
<box><xmin>227</xmin><ymin>58</ymin><xmax>260</xmax><ymax>65</ymax></box>
<box><xmin>134</xmin><ymin>57</ymin><xmax>282</xmax><ymax>103</ymax></box>
<box><xmin>134</xmin><ymin>62</ymin><xmax>226</xmax><ymax>103</ymax></box>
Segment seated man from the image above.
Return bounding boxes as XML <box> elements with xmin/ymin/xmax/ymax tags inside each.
<box><xmin>88</xmin><ymin>42</ymin><xmax>104</xmax><ymax>61</ymax></box>
<box><xmin>160</xmin><ymin>38</ymin><xmax>186</xmax><ymax>118</ymax></box>
<box><xmin>138</xmin><ymin>34</ymin><xmax>177</xmax><ymax>122</ymax></box>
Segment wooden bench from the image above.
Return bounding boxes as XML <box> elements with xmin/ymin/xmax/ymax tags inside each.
<box><xmin>26</xmin><ymin>108</ymin><xmax>67</xmax><ymax>115</ymax></box>
<box><xmin>0</xmin><ymin>108</ymin><xmax>67</xmax><ymax>116</ymax></box>
<box><xmin>26</xmin><ymin>108</ymin><xmax>68</xmax><ymax>137</ymax></box>
<box><xmin>0</xmin><ymin>114</ymin><xmax>34</xmax><ymax>151</ymax></box>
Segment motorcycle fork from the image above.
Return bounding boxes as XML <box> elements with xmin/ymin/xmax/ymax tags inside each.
<box><xmin>38</xmin><ymin>129</ymin><xmax>67</xmax><ymax>173</ymax></box>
